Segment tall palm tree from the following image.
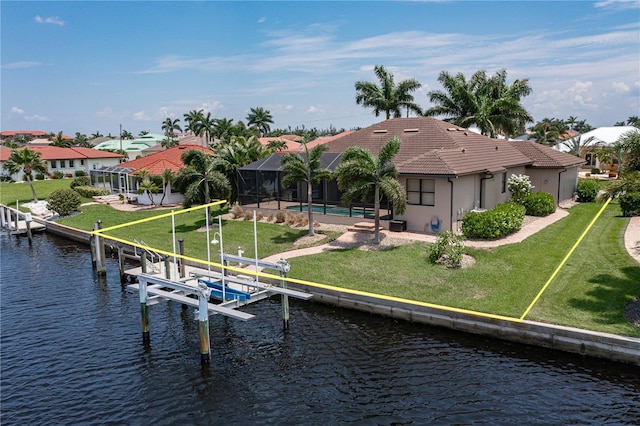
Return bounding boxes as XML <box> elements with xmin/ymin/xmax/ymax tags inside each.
<box><xmin>183</xmin><ymin>109</ymin><xmax>205</xmax><ymax>136</ymax></box>
<box><xmin>74</xmin><ymin>132</ymin><xmax>92</xmax><ymax>147</ymax></box>
<box><xmin>139</xmin><ymin>130</ymin><xmax>150</xmax><ymax>136</ymax></box>
<box><xmin>213</xmin><ymin>117</ymin><xmax>234</xmax><ymax>142</ymax></box>
<box><xmin>334</xmin><ymin>137</ymin><xmax>407</xmax><ymax>244</ymax></box>
<box><xmin>121</xmin><ymin>129</ymin><xmax>134</xmax><ymax>140</ymax></box>
<box><xmin>174</xmin><ymin>150</ymin><xmax>230</xmax><ymax>207</ymax></box>
<box><xmin>355</xmin><ymin>65</ymin><xmax>422</xmax><ymax>120</ymax></box>
<box><xmin>281</xmin><ymin>143</ymin><xmax>332</xmax><ymax>236</ymax></box>
<box><xmin>90</xmin><ymin>131</ymin><xmax>103</xmax><ymax>139</ymax></box>
<box><xmin>161</xmin><ymin>117</ymin><xmax>182</xmax><ymax>139</ymax></box>
<box><xmin>560</xmin><ymin>135</ymin><xmax>598</xmax><ymax>157</ymax></box>
<box><xmin>246</xmin><ymin>107</ymin><xmax>274</xmax><ymax>137</ymax></box>
<box><xmin>528</xmin><ymin>118</ymin><xmax>567</xmax><ymax>146</ymax></box>
<box><xmin>566</xmin><ymin>116</ymin><xmax>579</xmax><ymax>131</ymax></box>
<box><xmin>158</xmin><ymin>168</ymin><xmax>176</xmax><ymax>206</ymax></box>
<box><xmin>424</xmin><ymin>69</ymin><xmax>532</xmax><ymax>138</ymax></box>
<box><xmin>627</xmin><ymin>116</ymin><xmax>640</xmax><ymax>128</ymax></box>
<box><xmin>49</xmin><ymin>131</ymin><xmax>72</xmax><ymax>148</ymax></box>
<box><xmin>2</xmin><ymin>148</ymin><xmax>48</xmax><ymax>202</ymax></box>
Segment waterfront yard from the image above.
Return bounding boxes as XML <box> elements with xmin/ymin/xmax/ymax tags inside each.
<box><xmin>2</xmin><ymin>180</ymin><xmax>639</xmax><ymax>337</ymax></box>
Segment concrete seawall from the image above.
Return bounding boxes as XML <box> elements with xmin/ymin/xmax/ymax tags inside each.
<box><xmin>36</xmin><ymin>218</ymin><xmax>640</xmax><ymax>365</ymax></box>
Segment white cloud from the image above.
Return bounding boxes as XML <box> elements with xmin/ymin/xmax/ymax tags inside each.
<box><xmin>11</xmin><ymin>107</ymin><xmax>25</xmax><ymax>115</ymax></box>
<box><xmin>3</xmin><ymin>61</ymin><xmax>42</xmax><ymax>69</ymax></box>
<box><xmin>34</xmin><ymin>15</ymin><xmax>65</xmax><ymax>26</ymax></box>
<box><xmin>306</xmin><ymin>105</ymin><xmax>325</xmax><ymax>114</ymax></box>
<box><xmin>133</xmin><ymin>111</ymin><xmax>152</xmax><ymax>121</ymax></box>
<box><xmin>594</xmin><ymin>0</ymin><xmax>640</xmax><ymax>10</ymax></box>
<box><xmin>25</xmin><ymin>114</ymin><xmax>49</xmax><ymax>122</ymax></box>
<box><xmin>9</xmin><ymin>106</ymin><xmax>48</xmax><ymax>122</ymax></box>
<box><xmin>258</xmin><ymin>17</ymin><xmax>266</xmax><ymax>23</ymax></box>
<box><xmin>612</xmin><ymin>81</ymin><xmax>630</xmax><ymax>93</ymax></box>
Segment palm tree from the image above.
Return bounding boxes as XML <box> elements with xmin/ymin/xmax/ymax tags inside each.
<box><xmin>121</xmin><ymin>129</ymin><xmax>134</xmax><ymax>140</ymax></box>
<box><xmin>74</xmin><ymin>132</ymin><xmax>92</xmax><ymax>147</ymax></box>
<box><xmin>566</xmin><ymin>116</ymin><xmax>579</xmax><ymax>131</ymax></box>
<box><xmin>281</xmin><ymin>143</ymin><xmax>332</xmax><ymax>236</ymax></box>
<box><xmin>334</xmin><ymin>137</ymin><xmax>407</xmax><ymax>244</ymax></box>
<box><xmin>627</xmin><ymin>116</ymin><xmax>640</xmax><ymax>128</ymax></box>
<box><xmin>135</xmin><ymin>169</ymin><xmax>159</xmax><ymax>206</ymax></box>
<box><xmin>139</xmin><ymin>130</ymin><xmax>150</xmax><ymax>136</ymax></box>
<box><xmin>161</xmin><ymin>117</ymin><xmax>182</xmax><ymax>139</ymax></box>
<box><xmin>214</xmin><ymin>136</ymin><xmax>270</xmax><ymax>203</ymax></box>
<box><xmin>560</xmin><ymin>135</ymin><xmax>598</xmax><ymax>157</ymax></box>
<box><xmin>49</xmin><ymin>131</ymin><xmax>72</xmax><ymax>148</ymax></box>
<box><xmin>246</xmin><ymin>107</ymin><xmax>274</xmax><ymax>137</ymax></box>
<box><xmin>424</xmin><ymin>69</ymin><xmax>532</xmax><ymax>138</ymax></box>
<box><xmin>528</xmin><ymin>118</ymin><xmax>567</xmax><ymax>146</ymax></box>
<box><xmin>266</xmin><ymin>140</ymin><xmax>288</xmax><ymax>152</ymax></box>
<box><xmin>90</xmin><ymin>131</ymin><xmax>103</xmax><ymax>139</ymax></box>
<box><xmin>174</xmin><ymin>150</ymin><xmax>230</xmax><ymax>207</ymax></box>
<box><xmin>213</xmin><ymin>117</ymin><xmax>234</xmax><ymax>142</ymax></box>
<box><xmin>183</xmin><ymin>109</ymin><xmax>205</xmax><ymax>136</ymax></box>
<box><xmin>2</xmin><ymin>148</ymin><xmax>48</xmax><ymax>202</ymax></box>
<box><xmin>158</xmin><ymin>169</ymin><xmax>176</xmax><ymax>205</ymax></box>
<box><xmin>355</xmin><ymin>65</ymin><xmax>422</xmax><ymax>120</ymax></box>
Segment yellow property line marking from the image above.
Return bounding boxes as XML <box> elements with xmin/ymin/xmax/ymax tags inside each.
<box><xmin>519</xmin><ymin>198</ymin><xmax>612</xmax><ymax>321</ymax></box>
<box><xmin>93</xmin><ymin>200</ymin><xmax>226</xmax><ymax>234</ymax></box>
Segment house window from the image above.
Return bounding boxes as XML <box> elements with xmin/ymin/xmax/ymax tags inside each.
<box><xmin>60</xmin><ymin>160</ymin><xmax>66</xmax><ymax>168</ymax></box>
<box><xmin>69</xmin><ymin>160</ymin><xmax>74</xmax><ymax>168</ymax></box>
<box><xmin>80</xmin><ymin>159</ymin><xmax>85</xmax><ymax>166</ymax></box>
<box><xmin>50</xmin><ymin>160</ymin><xmax>57</xmax><ymax>169</ymax></box>
<box><xmin>502</xmin><ymin>172</ymin><xmax>507</xmax><ymax>193</ymax></box>
<box><xmin>407</xmin><ymin>178</ymin><xmax>435</xmax><ymax>206</ymax></box>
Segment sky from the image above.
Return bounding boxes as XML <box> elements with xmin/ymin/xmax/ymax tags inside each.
<box><xmin>1</xmin><ymin>1</ymin><xmax>639</xmax><ymax>138</ymax></box>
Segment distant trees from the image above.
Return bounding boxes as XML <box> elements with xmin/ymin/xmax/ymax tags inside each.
<box><xmin>528</xmin><ymin>118</ymin><xmax>567</xmax><ymax>146</ymax></box>
<box><xmin>424</xmin><ymin>69</ymin><xmax>532</xmax><ymax>138</ymax></box>
<box><xmin>174</xmin><ymin>150</ymin><xmax>230</xmax><ymax>207</ymax></box>
<box><xmin>2</xmin><ymin>148</ymin><xmax>48</xmax><ymax>202</ymax></box>
<box><xmin>246</xmin><ymin>107</ymin><xmax>274</xmax><ymax>137</ymax></box>
<box><xmin>355</xmin><ymin>65</ymin><xmax>422</xmax><ymax>120</ymax></box>
<box><xmin>49</xmin><ymin>131</ymin><xmax>72</xmax><ymax>148</ymax></box>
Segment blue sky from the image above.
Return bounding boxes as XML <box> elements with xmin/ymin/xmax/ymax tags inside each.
<box><xmin>2</xmin><ymin>1</ymin><xmax>639</xmax><ymax>137</ymax></box>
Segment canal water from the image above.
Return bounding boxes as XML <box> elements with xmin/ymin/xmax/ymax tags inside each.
<box><xmin>1</xmin><ymin>232</ymin><xmax>639</xmax><ymax>425</ymax></box>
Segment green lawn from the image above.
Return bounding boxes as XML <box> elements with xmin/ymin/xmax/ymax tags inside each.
<box><xmin>286</xmin><ymin>202</ymin><xmax>640</xmax><ymax>337</ymax></box>
<box><xmin>0</xmin><ymin>179</ymin><xmax>93</xmax><ymax>208</ymax></box>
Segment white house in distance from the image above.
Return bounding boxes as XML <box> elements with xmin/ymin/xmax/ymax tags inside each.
<box><xmin>0</xmin><ymin>146</ymin><xmax>123</xmax><ymax>180</ymax></box>
<box><xmin>557</xmin><ymin>126</ymin><xmax>640</xmax><ymax>170</ymax></box>
<box><xmin>93</xmin><ymin>133</ymin><xmax>165</xmax><ymax>159</ymax></box>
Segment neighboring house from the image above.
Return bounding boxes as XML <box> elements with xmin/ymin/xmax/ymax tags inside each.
<box><xmin>556</xmin><ymin>126</ymin><xmax>640</xmax><ymax>169</ymax></box>
<box><xmin>0</xmin><ymin>130</ymin><xmax>73</xmax><ymax>141</ymax></box>
<box><xmin>0</xmin><ymin>146</ymin><xmax>123</xmax><ymax>180</ymax></box>
<box><xmin>258</xmin><ymin>132</ymin><xmax>354</xmax><ymax>153</ymax></box>
<box><xmin>93</xmin><ymin>133</ymin><xmax>165</xmax><ymax>159</ymax></box>
<box><xmin>90</xmin><ymin>145</ymin><xmax>215</xmax><ymax>205</ymax></box>
<box><xmin>238</xmin><ymin>117</ymin><xmax>584</xmax><ymax>234</ymax></box>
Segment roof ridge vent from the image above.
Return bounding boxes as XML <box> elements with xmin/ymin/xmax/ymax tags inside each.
<box><xmin>373</xmin><ymin>129</ymin><xmax>388</xmax><ymax>134</ymax></box>
<box><xmin>446</xmin><ymin>128</ymin><xmax>457</xmax><ymax>131</ymax></box>
<box><xmin>403</xmin><ymin>128</ymin><xmax>419</xmax><ymax>133</ymax></box>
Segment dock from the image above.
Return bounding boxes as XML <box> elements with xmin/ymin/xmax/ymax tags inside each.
<box><xmin>1</xmin><ymin>203</ymin><xmax>47</xmax><ymax>242</ymax></box>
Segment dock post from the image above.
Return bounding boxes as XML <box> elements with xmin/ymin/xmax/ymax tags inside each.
<box><xmin>118</xmin><ymin>246</ymin><xmax>127</xmax><ymax>283</ymax></box>
<box><xmin>197</xmin><ymin>282</ymin><xmax>212</xmax><ymax>365</ymax></box>
<box><xmin>139</xmin><ymin>276</ymin><xmax>150</xmax><ymax>345</ymax></box>
<box><xmin>0</xmin><ymin>206</ymin><xmax>5</xmax><ymax>228</ymax></box>
<box><xmin>5</xmin><ymin>208</ymin><xmax>12</xmax><ymax>232</ymax></box>
<box><xmin>164</xmin><ymin>256</ymin><xmax>171</xmax><ymax>279</ymax></box>
<box><xmin>178</xmin><ymin>238</ymin><xmax>185</xmax><ymax>278</ymax></box>
<box><xmin>13</xmin><ymin>209</ymin><xmax>18</xmax><ymax>232</ymax></box>
<box><xmin>278</xmin><ymin>259</ymin><xmax>291</xmax><ymax>331</ymax></box>
<box><xmin>140</xmin><ymin>253</ymin><xmax>147</xmax><ymax>274</ymax></box>
<box><xmin>93</xmin><ymin>220</ymin><xmax>106</xmax><ymax>275</ymax></box>
<box><xmin>24</xmin><ymin>213</ymin><xmax>33</xmax><ymax>246</ymax></box>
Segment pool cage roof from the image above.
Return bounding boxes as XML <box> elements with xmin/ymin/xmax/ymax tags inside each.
<box><xmin>239</xmin><ymin>152</ymin><xmax>344</xmax><ymax>172</ymax></box>
<box><xmin>93</xmin><ymin>165</ymin><xmax>135</xmax><ymax>174</ymax></box>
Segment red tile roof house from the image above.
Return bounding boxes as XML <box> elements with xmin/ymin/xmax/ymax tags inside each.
<box><xmin>91</xmin><ymin>145</ymin><xmax>214</xmax><ymax>205</ymax></box>
<box><xmin>238</xmin><ymin>118</ymin><xmax>585</xmax><ymax>234</ymax></box>
<box><xmin>0</xmin><ymin>146</ymin><xmax>123</xmax><ymax>181</ymax></box>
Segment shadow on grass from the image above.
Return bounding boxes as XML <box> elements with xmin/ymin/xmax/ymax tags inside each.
<box><xmin>173</xmin><ymin>218</ymin><xmax>207</xmax><ymax>233</ymax></box>
<box><xmin>568</xmin><ymin>266</ymin><xmax>640</xmax><ymax>325</ymax></box>
<box><xmin>270</xmin><ymin>230</ymin><xmax>306</xmax><ymax>244</ymax></box>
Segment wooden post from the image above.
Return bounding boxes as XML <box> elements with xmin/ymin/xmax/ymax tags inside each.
<box><xmin>178</xmin><ymin>238</ymin><xmax>185</xmax><ymax>278</ymax></box>
<box><xmin>24</xmin><ymin>213</ymin><xmax>33</xmax><ymax>246</ymax></box>
<box><xmin>13</xmin><ymin>209</ymin><xmax>18</xmax><ymax>232</ymax></box>
<box><xmin>139</xmin><ymin>276</ymin><xmax>150</xmax><ymax>345</ymax></box>
<box><xmin>164</xmin><ymin>256</ymin><xmax>171</xmax><ymax>279</ymax></box>
<box><xmin>5</xmin><ymin>208</ymin><xmax>12</xmax><ymax>233</ymax></box>
<box><xmin>140</xmin><ymin>253</ymin><xmax>147</xmax><ymax>274</ymax></box>
<box><xmin>118</xmin><ymin>246</ymin><xmax>127</xmax><ymax>283</ymax></box>
<box><xmin>0</xmin><ymin>206</ymin><xmax>5</xmax><ymax>228</ymax></box>
<box><xmin>197</xmin><ymin>282</ymin><xmax>212</xmax><ymax>365</ymax></box>
<box><xmin>93</xmin><ymin>220</ymin><xmax>106</xmax><ymax>275</ymax></box>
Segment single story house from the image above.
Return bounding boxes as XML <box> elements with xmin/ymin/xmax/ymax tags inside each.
<box><xmin>0</xmin><ymin>145</ymin><xmax>123</xmax><ymax>181</ymax></box>
<box><xmin>90</xmin><ymin>145</ymin><xmax>214</xmax><ymax>205</ymax></box>
<box><xmin>556</xmin><ymin>126</ymin><xmax>640</xmax><ymax>170</ymax></box>
<box><xmin>238</xmin><ymin>117</ymin><xmax>585</xmax><ymax>234</ymax></box>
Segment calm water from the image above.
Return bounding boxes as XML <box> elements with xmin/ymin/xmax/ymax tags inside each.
<box><xmin>1</xmin><ymin>232</ymin><xmax>639</xmax><ymax>425</ymax></box>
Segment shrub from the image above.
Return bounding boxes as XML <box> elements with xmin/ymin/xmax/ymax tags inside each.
<box><xmin>255</xmin><ymin>211</ymin><xmax>264</xmax><ymax>221</ymax></box>
<box><xmin>285</xmin><ymin>213</ymin><xmax>297</xmax><ymax>226</ymax></box>
<box><xmin>35</xmin><ymin>172</ymin><xmax>45</xmax><ymax>181</ymax></box>
<box><xmin>275</xmin><ymin>211</ymin><xmax>286</xmax><ymax>223</ymax></box>
<box><xmin>462</xmin><ymin>203</ymin><xmax>525</xmax><ymax>239</ymax></box>
<box><xmin>428</xmin><ymin>231</ymin><xmax>465</xmax><ymax>268</ymax></box>
<box><xmin>507</xmin><ymin>174</ymin><xmax>534</xmax><ymax>204</ymax></box>
<box><xmin>1</xmin><ymin>175</ymin><xmax>15</xmax><ymax>183</ymax></box>
<box><xmin>591</xmin><ymin>168</ymin><xmax>600</xmax><ymax>175</ymax></box>
<box><xmin>74</xmin><ymin>170</ymin><xmax>86</xmax><ymax>177</ymax></box>
<box><xmin>50</xmin><ymin>171</ymin><xmax>65</xmax><ymax>179</ymax></box>
<box><xmin>231</xmin><ymin>205</ymin><xmax>244</xmax><ymax>219</ymax></box>
<box><xmin>619</xmin><ymin>192</ymin><xmax>640</xmax><ymax>217</ymax></box>
<box><xmin>47</xmin><ymin>188</ymin><xmax>81</xmax><ymax>217</ymax></box>
<box><xmin>295</xmin><ymin>214</ymin><xmax>308</xmax><ymax>227</ymax></box>
<box><xmin>576</xmin><ymin>179</ymin><xmax>600</xmax><ymax>202</ymax></box>
<box><xmin>70</xmin><ymin>176</ymin><xmax>91</xmax><ymax>189</ymax></box>
<box><xmin>243</xmin><ymin>211</ymin><xmax>254</xmax><ymax>221</ymax></box>
<box><xmin>522</xmin><ymin>192</ymin><xmax>556</xmax><ymax>216</ymax></box>
<box><xmin>266</xmin><ymin>214</ymin><xmax>274</xmax><ymax>222</ymax></box>
<box><xmin>73</xmin><ymin>185</ymin><xmax>111</xmax><ymax>198</ymax></box>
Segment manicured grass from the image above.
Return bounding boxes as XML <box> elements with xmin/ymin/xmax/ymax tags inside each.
<box><xmin>57</xmin><ymin>204</ymin><xmax>340</xmax><ymax>260</ymax></box>
<box><xmin>286</xmin><ymin>202</ymin><xmax>640</xmax><ymax>337</ymax></box>
<box><xmin>0</xmin><ymin>179</ymin><xmax>93</xmax><ymax>208</ymax></box>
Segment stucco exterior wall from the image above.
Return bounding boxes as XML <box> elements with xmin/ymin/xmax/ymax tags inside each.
<box><xmin>525</xmin><ymin>166</ymin><xmax>579</xmax><ymax>205</ymax></box>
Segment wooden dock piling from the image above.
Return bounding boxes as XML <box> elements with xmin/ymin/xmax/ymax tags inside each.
<box><xmin>93</xmin><ymin>220</ymin><xmax>106</xmax><ymax>275</ymax></box>
<box><xmin>197</xmin><ymin>282</ymin><xmax>212</xmax><ymax>365</ymax></box>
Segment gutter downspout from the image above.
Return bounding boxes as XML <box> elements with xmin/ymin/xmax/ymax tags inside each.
<box><xmin>558</xmin><ymin>167</ymin><xmax>568</xmax><ymax>204</ymax></box>
<box><xmin>480</xmin><ymin>173</ymin><xmax>494</xmax><ymax>209</ymax></box>
<box><xmin>448</xmin><ymin>177</ymin><xmax>455</xmax><ymax>232</ymax></box>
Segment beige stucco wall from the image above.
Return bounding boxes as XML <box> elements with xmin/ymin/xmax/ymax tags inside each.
<box><xmin>526</xmin><ymin>166</ymin><xmax>579</xmax><ymax>204</ymax></box>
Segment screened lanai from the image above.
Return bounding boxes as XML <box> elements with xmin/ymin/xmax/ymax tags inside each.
<box><xmin>90</xmin><ymin>165</ymin><xmax>136</xmax><ymax>198</ymax></box>
<box><xmin>237</xmin><ymin>152</ymin><xmax>393</xmax><ymax>219</ymax></box>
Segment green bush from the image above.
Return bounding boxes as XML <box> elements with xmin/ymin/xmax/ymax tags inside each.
<box><xmin>35</xmin><ymin>173</ymin><xmax>46</xmax><ymax>181</ymax></box>
<box><xmin>462</xmin><ymin>203</ymin><xmax>526</xmax><ymax>239</ymax></box>
<box><xmin>73</xmin><ymin>185</ymin><xmax>111</xmax><ymax>198</ymax></box>
<box><xmin>428</xmin><ymin>231</ymin><xmax>465</xmax><ymax>268</ymax></box>
<box><xmin>591</xmin><ymin>168</ymin><xmax>600</xmax><ymax>175</ymax></box>
<box><xmin>522</xmin><ymin>192</ymin><xmax>556</xmax><ymax>216</ymax></box>
<box><xmin>576</xmin><ymin>179</ymin><xmax>600</xmax><ymax>202</ymax></box>
<box><xmin>47</xmin><ymin>188</ymin><xmax>81</xmax><ymax>217</ymax></box>
<box><xmin>70</xmin><ymin>176</ymin><xmax>91</xmax><ymax>189</ymax></box>
<box><xmin>74</xmin><ymin>170</ymin><xmax>86</xmax><ymax>177</ymax></box>
<box><xmin>619</xmin><ymin>192</ymin><xmax>640</xmax><ymax>217</ymax></box>
<box><xmin>51</xmin><ymin>171</ymin><xmax>65</xmax><ymax>179</ymax></box>
<box><xmin>507</xmin><ymin>174</ymin><xmax>534</xmax><ymax>204</ymax></box>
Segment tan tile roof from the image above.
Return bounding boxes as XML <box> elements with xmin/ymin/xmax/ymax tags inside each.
<box><xmin>510</xmin><ymin>141</ymin><xmax>585</xmax><ymax>168</ymax></box>
<box><xmin>325</xmin><ymin>118</ymin><xmax>533</xmax><ymax>176</ymax></box>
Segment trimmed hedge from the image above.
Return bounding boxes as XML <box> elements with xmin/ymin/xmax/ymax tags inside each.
<box><xmin>576</xmin><ymin>179</ymin><xmax>600</xmax><ymax>202</ymax></box>
<box><xmin>70</xmin><ymin>176</ymin><xmax>91</xmax><ymax>189</ymax></box>
<box><xmin>462</xmin><ymin>203</ymin><xmax>526</xmax><ymax>239</ymax></box>
<box><xmin>47</xmin><ymin>188</ymin><xmax>81</xmax><ymax>217</ymax></box>
<box><xmin>619</xmin><ymin>192</ymin><xmax>640</xmax><ymax>217</ymax></box>
<box><xmin>73</xmin><ymin>185</ymin><xmax>111</xmax><ymax>198</ymax></box>
<box><xmin>522</xmin><ymin>192</ymin><xmax>556</xmax><ymax>216</ymax></box>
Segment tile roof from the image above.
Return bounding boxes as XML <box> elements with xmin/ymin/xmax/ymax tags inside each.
<box><xmin>1</xmin><ymin>130</ymin><xmax>73</xmax><ymax>139</ymax></box>
<box><xmin>117</xmin><ymin>145</ymin><xmax>214</xmax><ymax>175</ymax></box>
<box><xmin>0</xmin><ymin>146</ymin><xmax>123</xmax><ymax>162</ymax></box>
<box><xmin>325</xmin><ymin>117</ymin><xmax>534</xmax><ymax>176</ymax></box>
<box><xmin>510</xmin><ymin>141</ymin><xmax>586</xmax><ymax>168</ymax></box>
